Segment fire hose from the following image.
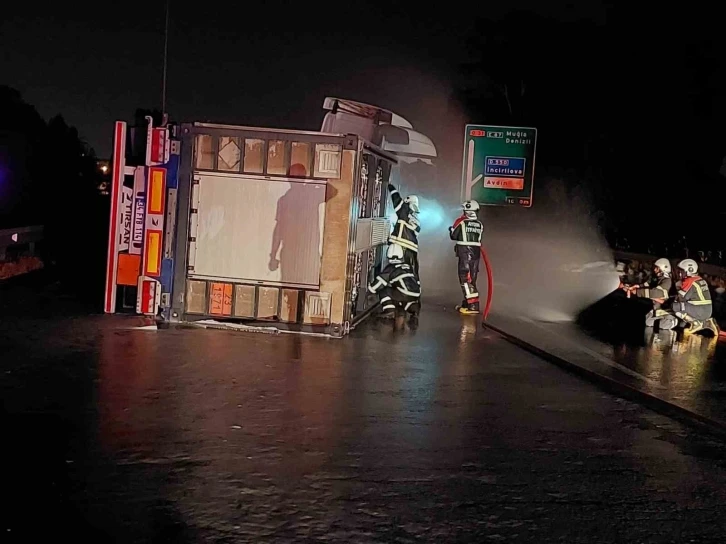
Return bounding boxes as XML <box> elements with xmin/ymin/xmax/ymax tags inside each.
<box><xmin>481</xmin><ymin>247</ymin><xmax>493</xmax><ymax>321</ymax></box>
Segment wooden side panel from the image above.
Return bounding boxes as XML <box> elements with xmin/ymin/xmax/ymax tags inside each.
<box><xmin>319</xmin><ymin>149</ymin><xmax>355</xmax><ymax>325</ymax></box>
<box><xmin>257</xmin><ymin>286</ymin><xmax>279</xmax><ymax>319</ymax></box>
<box><xmin>280</xmin><ymin>289</ymin><xmax>300</xmax><ymax>323</ymax></box>
<box><xmin>233</xmin><ymin>285</ymin><xmax>256</xmax><ymax>317</ymax></box>
<box><xmin>186</xmin><ymin>280</ymin><xmax>207</xmax><ymax>314</ymax></box>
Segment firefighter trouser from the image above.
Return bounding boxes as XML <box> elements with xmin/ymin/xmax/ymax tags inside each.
<box><xmin>645</xmin><ymin>306</ymin><xmax>717</xmax><ymax>332</ymax></box>
<box><xmin>672</xmin><ymin>301</ymin><xmax>712</xmax><ymax>322</ymax></box>
<box><xmin>402</xmin><ymin>248</ymin><xmax>419</xmax><ymax>277</ymax></box>
<box><xmin>378</xmin><ymin>288</ymin><xmax>420</xmax><ymax>316</ymax></box>
<box><xmin>645</xmin><ymin>309</ymin><xmax>677</xmax><ymax>330</ymax></box>
<box><xmin>456</xmin><ymin>246</ymin><xmax>480</xmax><ymax>310</ymax></box>
<box><xmin>671</xmin><ymin>301</ymin><xmax>713</xmax><ymax>329</ymax></box>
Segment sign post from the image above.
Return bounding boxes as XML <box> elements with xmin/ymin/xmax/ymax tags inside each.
<box><xmin>462</xmin><ymin>125</ymin><xmax>537</xmax><ymax>207</ymax></box>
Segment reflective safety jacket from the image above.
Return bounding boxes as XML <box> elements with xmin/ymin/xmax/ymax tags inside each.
<box><xmin>636</xmin><ymin>275</ymin><xmax>672</xmax><ymax>302</ymax></box>
<box><xmin>675</xmin><ymin>275</ymin><xmax>712</xmax><ymax>319</ymax></box>
<box><xmin>388</xmin><ymin>184</ymin><xmax>420</xmax><ymax>253</ymax></box>
<box><xmin>368</xmin><ymin>262</ymin><xmax>421</xmax><ymax>301</ymax></box>
<box><xmin>449</xmin><ymin>214</ymin><xmax>483</xmax><ymax>246</ymax></box>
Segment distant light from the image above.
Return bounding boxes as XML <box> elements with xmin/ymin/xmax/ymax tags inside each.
<box><xmin>101</xmin><ymin>165</ymin><xmax>109</xmax><ymax>173</ymax></box>
<box><xmin>11</xmin><ymin>233</ymin><xmax>18</xmax><ymax>242</ymax></box>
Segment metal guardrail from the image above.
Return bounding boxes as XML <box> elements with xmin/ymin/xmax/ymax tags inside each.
<box><xmin>0</xmin><ymin>225</ymin><xmax>44</xmax><ymax>260</ymax></box>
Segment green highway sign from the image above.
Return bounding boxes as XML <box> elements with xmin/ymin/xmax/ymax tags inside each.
<box><xmin>461</xmin><ymin>125</ymin><xmax>537</xmax><ymax>207</ymax></box>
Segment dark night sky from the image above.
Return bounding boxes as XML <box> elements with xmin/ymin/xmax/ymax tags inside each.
<box><xmin>1</xmin><ymin>1</ymin><xmax>608</xmax><ymax>158</ymax></box>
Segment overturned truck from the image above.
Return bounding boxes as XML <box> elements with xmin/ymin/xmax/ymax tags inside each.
<box><xmin>104</xmin><ymin>98</ymin><xmax>436</xmax><ymax>336</ymax></box>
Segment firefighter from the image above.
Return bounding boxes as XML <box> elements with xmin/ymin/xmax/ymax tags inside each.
<box><xmin>387</xmin><ymin>183</ymin><xmax>420</xmax><ymax>275</ymax></box>
<box><xmin>671</xmin><ymin>259</ymin><xmax>720</xmax><ymax>335</ymax></box>
<box><xmin>449</xmin><ymin>200</ymin><xmax>483</xmax><ymax>315</ymax></box>
<box><xmin>620</xmin><ymin>258</ymin><xmax>674</xmax><ymax>329</ymax></box>
<box><xmin>368</xmin><ymin>243</ymin><xmax>421</xmax><ymax>319</ymax></box>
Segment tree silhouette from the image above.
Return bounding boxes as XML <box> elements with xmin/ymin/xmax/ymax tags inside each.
<box><xmin>0</xmin><ymin>86</ymin><xmax>47</xmax><ymax>227</ymax></box>
<box><xmin>40</xmin><ymin>115</ymin><xmax>105</xmax><ymax>276</ymax></box>
<box><xmin>0</xmin><ymin>87</ymin><xmax>106</xmax><ymax>295</ymax></box>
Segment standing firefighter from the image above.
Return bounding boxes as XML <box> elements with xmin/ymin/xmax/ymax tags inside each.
<box><xmin>387</xmin><ymin>183</ymin><xmax>421</xmax><ymax>275</ymax></box>
<box><xmin>620</xmin><ymin>258</ymin><xmax>674</xmax><ymax>329</ymax></box>
<box><xmin>449</xmin><ymin>200</ymin><xmax>483</xmax><ymax>315</ymax></box>
<box><xmin>368</xmin><ymin>244</ymin><xmax>421</xmax><ymax>320</ymax></box>
<box><xmin>671</xmin><ymin>259</ymin><xmax>720</xmax><ymax>335</ymax></box>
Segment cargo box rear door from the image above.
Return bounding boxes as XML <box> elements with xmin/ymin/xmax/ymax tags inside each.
<box><xmin>188</xmin><ymin>172</ymin><xmax>326</xmax><ymax>288</ymax></box>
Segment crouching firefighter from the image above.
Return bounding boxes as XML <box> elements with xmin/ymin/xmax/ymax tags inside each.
<box><xmin>449</xmin><ymin>200</ymin><xmax>483</xmax><ymax>315</ymax></box>
<box><xmin>387</xmin><ymin>183</ymin><xmax>421</xmax><ymax>275</ymax></box>
<box><xmin>620</xmin><ymin>258</ymin><xmax>674</xmax><ymax>329</ymax></box>
<box><xmin>671</xmin><ymin>259</ymin><xmax>720</xmax><ymax>335</ymax></box>
<box><xmin>368</xmin><ymin>244</ymin><xmax>421</xmax><ymax>320</ymax></box>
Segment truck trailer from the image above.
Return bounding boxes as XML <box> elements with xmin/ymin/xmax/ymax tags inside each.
<box><xmin>104</xmin><ymin>98</ymin><xmax>436</xmax><ymax>337</ymax></box>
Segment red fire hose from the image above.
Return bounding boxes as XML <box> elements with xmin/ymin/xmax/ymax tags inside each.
<box><xmin>481</xmin><ymin>247</ymin><xmax>493</xmax><ymax>320</ymax></box>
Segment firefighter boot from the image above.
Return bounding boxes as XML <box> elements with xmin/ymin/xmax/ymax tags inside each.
<box><xmin>686</xmin><ymin>320</ymin><xmax>704</xmax><ymax>332</ymax></box>
<box><xmin>691</xmin><ymin>318</ymin><xmax>720</xmax><ymax>336</ymax></box>
<box><xmin>705</xmin><ymin>318</ymin><xmax>720</xmax><ymax>336</ymax></box>
<box><xmin>459</xmin><ymin>301</ymin><xmax>479</xmax><ymax>315</ymax></box>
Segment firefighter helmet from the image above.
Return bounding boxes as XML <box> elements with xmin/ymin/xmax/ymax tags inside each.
<box><xmin>677</xmin><ymin>259</ymin><xmax>698</xmax><ymax>277</ymax></box>
<box><xmin>405</xmin><ymin>195</ymin><xmax>420</xmax><ymax>213</ymax></box>
<box><xmin>653</xmin><ymin>258</ymin><xmax>671</xmax><ymax>277</ymax></box>
<box><xmin>462</xmin><ymin>200</ymin><xmax>479</xmax><ymax>218</ymax></box>
<box><xmin>387</xmin><ymin>243</ymin><xmax>404</xmax><ymax>262</ymax></box>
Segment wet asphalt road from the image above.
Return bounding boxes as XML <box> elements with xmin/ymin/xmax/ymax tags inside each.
<box><xmin>485</xmin><ymin>288</ymin><xmax>726</xmax><ymax>431</ymax></box>
<box><xmin>531</xmin><ymin>318</ymin><xmax>726</xmax><ymax>423</ymax></box>
<box><xmin>3</xmin><ymin>278</ymin><xmax>726</xmax><ymax>542</ymax></box>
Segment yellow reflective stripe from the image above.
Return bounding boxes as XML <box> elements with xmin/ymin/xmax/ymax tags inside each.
<box><xmin>689</xmin><ymin>300</ymin><xmax>712</xmax><ymax>305</ymax></box>
<box><xmin>693</xmin><ymin>282</ymin><xmax>709</xmax><ymax>301</ymax></box>
<box><xmin>397</xmin><ymin>219</ymin><xmax>418</xmax><ymax>231</ymax></box>
<box><xmin>455</xmin><ymin>241</ymin><xmax>481</xmax><ymax>246</ymax></box>
<box><xmin>390</xmin><ymin>236</ymin><xmax>418</xmax><ymax>251</ymax></box>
